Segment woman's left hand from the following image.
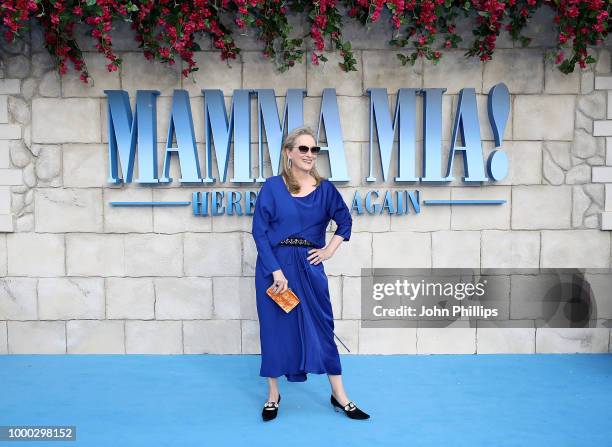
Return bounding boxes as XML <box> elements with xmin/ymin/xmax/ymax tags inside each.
<box><xmin>307</xmin><ymin>247</ymin><xmax>333</xmax><ymax>265</ymax></box>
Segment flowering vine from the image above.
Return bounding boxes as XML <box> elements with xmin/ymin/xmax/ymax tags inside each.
<box><xmin>0</xmin><ymin>0</ymin><xmax>609</xmax><ymax>83</ymax></box>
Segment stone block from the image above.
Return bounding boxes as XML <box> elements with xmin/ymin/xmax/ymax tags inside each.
<box><xmin>358</xmin><ymin>327</ymin><xmax>417</xmax><ymax>354</ymax></box>
<box><xmin>183</xmin><ymin>320</ymin><xmax>241</xmax><ymax>354</ymax></box>
<box><xmin>594</xmin><ymin>76</ymin><xmax>612</xmax><ymax>90</ymax></box>
<box><xmin>0</xmin><ymin>235</ymin><xmax>6</xmax><ymax>275</ymax></box>
<box><xmin>341</xmin><ymin>276</ymin><xmax>361</xmax><ymax>320</ymax></box>
<box><xmin>213</xmin><ymin>276</ymin><xmax>254</xmax><ymax>319</ymax></box>
<box><xmin>592</xmin><ymin>166</ymin><xmax>612</xmax><ymax>183</ymax></box>
<box><xmin>337</xmin><ymin>96</ymin><xmax>369</xmax><ymax>142</ymax></box>
<box><xmin>514</xmin><ymin>95</ymin><xmax>575</xmax><ymax>140</ymax></box>
<box><xmin>154</xmin><ymin>277</ymin><xmax>213</xmax><ymax>319</ymax></box>
<box><xmin>544</xmin><ymin>58</ymin><xmax>580</xmax><ymax>94</ymax></box>
<box><xmin>66</xmin><ymin>233</ymin><xmax>125</xmax><ymax>276</ymax></box>
<box><xmin>35</xmin><ymin>188</ymin><xmax>103</xmax><ymax>232</ymax></box>
<box><xmin>0</xmin><ymin>124</ymin><xmax>21</xmax><ymax>139</ymax></box>
<box><xmin>362</xmin><ymin>51</ymin><xmax>422</xmax><ymax>92</ymax></box>
<box><xmin>0</xmin><ymin>168</ymin><xmax>22</xmax><ymax>185</ymax></box>
<box><xmin>183</xmin><ymin>52</ymin><xmax>242</xmax><ymax>96</ymax></box>
<box><xmin>62</xmin><ymin>53</ymin><xmax>120</xmax><ymax>97</ymax></box>
<box><xmin>32</xmin><ymin>98</ymin><xmax>100</xmax><ymax>143</ymax></box>
<box><xmin>0</xmin><ymin>79</ymin><xmax>20</xmax><ymax>95</ymax></box>
<box><xmin>62</xmin><ymin>144</ymin><xmax>107</xmax><ymax>187</ymax></box>
<box><xmin>476</xmin><ymin>328</ymin><xmax>535</xmax><ymax>353</ymax></box>
<box><xmin>106</xmin><ymin>277</ymin><xmax>155</xmax><ymax>320</ymax></box>
<box><xmin>8</xmin><ymin>321</ymin><xmax>65</xmax><ymax>353</ymax></box>
<box><xmin>424</xmin><ymin>50</ymin><xmax>483</xmax><ymax>94</ymax></box>
<box><xmin>0</xmin><ymin>321</ymin><xmax>6</xmax><ymax>353</ymax></box>
<box><xmin>0</xmin><ymin>278</ymin><xmax>37</xmax><ymax>320</ymax></box>
<box><xmin>511</xmin><ymin>185</ymin><xmax>571</xmax><ymax>229</ymax></box>
<box><xmin>481</xmin><ymin>230</ymin><xmax>540</xmax><ymax>268</ymax></box>
<box><xmin>325</xmin><ymin>232</ymin><xmax>371</xmax><ymax>276</ymax></box>
<box><xmin>120</xmin><ymin>52</ymin><xmax>180</xmax><ymax>97</ymax></box>
<box><xmin>416</xmin><ymin>328</ymin><xmax>476</xmax><ymax>353</ymax></box>
<box><xmin>536</xmin><ymin>328</ymin><xmax>609</xmax><ymax>353</ymax></box>
<box><xmin>372</xmin><ymin>232</ymin><xmax>431</xmax><ymax>268</ymax></box>
<box><xmin>483</xmin><ymin>49</ymin><xmax>544</xmax><ymax>94</ymax></box>
<box><xmin>125</xmin><ymin>320</ymin><xmax>182</xmax><ymax>354</ymax></box>
<box><xmin>184</xmin><ymin>233</ymin><xmax>242</xmax><ymax>276</ymax></box>
<box><xmin>0</xmin><ymin>96</ymin><xmax>8</xmax><ymax>123</ymax></box>
<box><xmin>242</xmin><ymin>51</ymin><xmax>306</xmax><ymax>92</ymax></box>
<box><xmin>7</xmin><ymin>233</ymin><xmax>65</xmax><ymax>276</ymax></box>
<box><xmin>241</xmin><ymin>319</ymin><xmax>260</xmax><ymax>354</ymax></box>
<box><xmin>0</xmin><ymin>140</ymin><xmax>9</xmax><ymax>169</ymax></box>
<box><xmin>307</xmin><ymin>51</ymin><xmax>362</xmax><ymax>97</ymax></box>
<box><xmin>38</xmin><ymin>278</ymin><xmax>105</xmax><ymax>319</ymax></box>
<box><xmin>594</xmin><ymin>120</ymin><xmax>612</xmax><ymax>137</ymax></box>
<box><xmin>541</xmin><ymin>230</ymin><xmax>610</xmax><ymax>268</ymax></box>
<box><xmin>432</xmin><ymin>230</ymin><xmax>480</xmax><ymax>268</ymax></box>
<box><xmin>67</xmin><ymin>320</ymin><xmax>124</xmax><ymax>353</ymax></box>
<box><xmin>124</xmin><ymin>234</ymin><xmax>183</xmax><ymax>276</ymax></box>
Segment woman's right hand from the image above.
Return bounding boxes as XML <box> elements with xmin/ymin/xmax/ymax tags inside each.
<box><xmin>271</xmin><ymin>269</ymin><xmax>289</xmax><ymax>294</ymax></box>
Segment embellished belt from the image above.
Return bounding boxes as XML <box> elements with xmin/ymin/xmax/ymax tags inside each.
<box><xmin>279</xmin><ymin>237</ymin><xmax>315</xmax><ymax>247</ymax></box>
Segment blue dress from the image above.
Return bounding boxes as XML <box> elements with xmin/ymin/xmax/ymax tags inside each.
<box><xmin>251</xmin><ymin>174</ymin><xmax>352</xmax><ymax>382</ymax></box>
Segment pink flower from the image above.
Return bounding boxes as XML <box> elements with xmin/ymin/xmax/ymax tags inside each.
<box><xmin>555</xmin><ymin>51</ymin><xmax>564</xmax><ymax>64</ymax></box>
<box><xmin>159</xmin><ymin>47</ymin><xmax>170</xmax><ymax>59</ymax></box>
<box><xmin>567</xmin><ymin>6</ymin><xmax>579</xmax><ymax>18</ymax></box>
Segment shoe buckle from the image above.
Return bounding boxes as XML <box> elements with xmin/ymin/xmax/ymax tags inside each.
<box><xmin>344</xmin><ymin>401</ymin><xmax>356</xmax><ymax>411</ymax></box>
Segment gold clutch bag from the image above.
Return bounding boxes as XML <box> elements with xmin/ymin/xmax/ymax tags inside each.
<box><xmin>266</xmin><ymin>286</ymin><xmax>300</xmax><ymax>313</ymax></box>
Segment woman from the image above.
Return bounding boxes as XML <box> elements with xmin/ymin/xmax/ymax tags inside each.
<box><xmin>251</xmin><ymin>125</ymin><xmax>370</xmax><ymax>422</ymax></box>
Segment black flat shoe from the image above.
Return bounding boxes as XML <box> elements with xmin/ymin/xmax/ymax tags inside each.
<box><xmin>261</xmin><ymin>393</ymin><xmax>281</xmax><ymax>421</ymax></box>
<box><xmin>330</xmin><ymin>394</ymin><xmax>370</xmax><ymax>420</ymax></box>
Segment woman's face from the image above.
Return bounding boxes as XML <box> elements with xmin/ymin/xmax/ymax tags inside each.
<box><xmin>287</xmin><ymin>134</ymin><xmax>318</xmax><ymax>173</ymax></box>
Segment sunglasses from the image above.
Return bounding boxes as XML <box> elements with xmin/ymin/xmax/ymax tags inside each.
<box><xmin>294</xmin><ymin>145</ymin><xmax>321</xmax><ymax>154</ymax></box>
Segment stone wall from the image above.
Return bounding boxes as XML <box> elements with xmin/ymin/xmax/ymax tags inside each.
<box><xmin>1</xmin><ymin>11</ymin><xmax>612</xmax><ymax>354</ymax></box>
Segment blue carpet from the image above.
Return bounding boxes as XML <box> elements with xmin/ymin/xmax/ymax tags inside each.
<box><xmin>1</xmin><ymin>354</ymin><xmax>611</xmax><ymax>447</ymax></box>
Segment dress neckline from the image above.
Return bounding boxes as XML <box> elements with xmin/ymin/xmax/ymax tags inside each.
<box><xmin>280</xmin><ymin>175</ymin><xmax>323</xmax><ymax>199</ymax></box>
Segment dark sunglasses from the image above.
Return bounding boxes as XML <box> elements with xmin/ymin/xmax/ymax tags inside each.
<box><xmin>295</xmin><ymin>145</ymin><xmax>321</xmax><ymax>154</ymax></box>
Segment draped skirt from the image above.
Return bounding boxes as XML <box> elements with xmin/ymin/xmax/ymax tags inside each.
<box><xmin>255</xmin><ymin>243</ymin><xmax>342</xmax><ymax>382</ymax></box>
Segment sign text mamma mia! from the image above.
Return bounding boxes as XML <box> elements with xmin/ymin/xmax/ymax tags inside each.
<box><xmin>104</xmin><ymin>85</ymin><xmax>510</xmax><ymax>216</ymax></box>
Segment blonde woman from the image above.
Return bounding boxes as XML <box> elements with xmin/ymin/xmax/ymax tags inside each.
<box><xmin>251</xmin><ymin>125</ymin><xmax>370</xmax><ymax>421</ymax></box>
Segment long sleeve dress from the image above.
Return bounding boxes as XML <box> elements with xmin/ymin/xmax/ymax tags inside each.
<box><xmin>251</xmin><ymin>174</ymin><xmax>352</xmax><ymax>382</ymax></box>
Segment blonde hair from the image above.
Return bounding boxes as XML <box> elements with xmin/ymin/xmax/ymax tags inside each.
<box><xmin>280</xmin><ymin>125</ymin><xmax>324</xmax><ymax>195</ymax></box>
